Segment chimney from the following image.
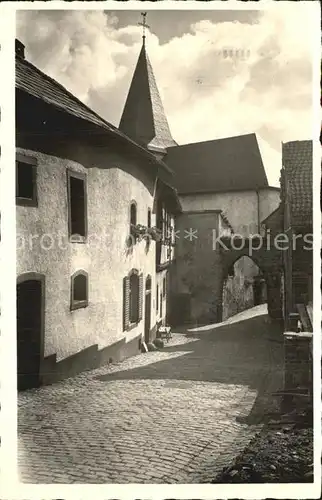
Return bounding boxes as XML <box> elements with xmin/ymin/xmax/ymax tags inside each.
<box><xmin>15</xmin><ymin>39</ymin><xmax>25</xmax><ymax>59</ymax></box>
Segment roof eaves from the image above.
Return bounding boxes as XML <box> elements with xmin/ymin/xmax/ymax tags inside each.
<box><xmin>17</xmin><ymin>57</ymin><xmax>174</xmax><ymax>177</ymax></box>
<box><xmin>167</xmin><ymin>132</ymin><xmax>257</xmax><ymax>151</ymax></box>
<box><xmin>176</xmin><ymin>185</ymin><xmax>273</xmax><ymax>196</ymax></box>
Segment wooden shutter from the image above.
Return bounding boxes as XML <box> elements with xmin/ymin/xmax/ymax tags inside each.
<box><xmin>138</xmin><ymin>273</ymin><xmax>143</xmax><ymax>321</ymax></box>
<box><xmin>123</xmin><ymin>276</ymin><xmax>130</xmax><ymax>331</ymax></box>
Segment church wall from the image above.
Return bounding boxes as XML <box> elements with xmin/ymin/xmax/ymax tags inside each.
<box><xmin>179</xmin><ymin>188</ymin><xmax>280</xmax><ymax>237</ymax></box>
<box><xmin>179</xmin><ymin>191</ymin><xmax>258</xmax><ymax>236</ymax></box>
<box><xmin>16</xmin><ymin>141</ymin><xmax>161</xmax><ymax>384</ymax></box>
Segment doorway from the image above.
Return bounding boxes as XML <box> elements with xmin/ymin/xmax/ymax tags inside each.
<box><xmin>17</xmin><ymin>274</ymin><xmax>44</xmax><ymax>391</ymax></box>
<box><xmin>144</xmin><ymin>276</ymin><xmax>152</xmax><ymax>343</ymax></box>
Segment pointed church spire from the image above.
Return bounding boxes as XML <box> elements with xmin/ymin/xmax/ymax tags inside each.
<box><xmin>119</xmin><ymin>15</ymin><xmax>177</xmax><ymax>153</ymax></box>
<box><xmin>139</xmin><ymin>12</ymin><xmax>149</xmax><ymax>46</ymax></box>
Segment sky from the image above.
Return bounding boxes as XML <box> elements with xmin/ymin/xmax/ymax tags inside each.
<box><xmin>16</xmin><ymin>5</ymin><xmax>317</xmax><ymax>186</ymax></box>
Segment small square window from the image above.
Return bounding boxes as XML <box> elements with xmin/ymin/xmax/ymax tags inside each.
<box><xmin>16</xmin><ymin>155</ymin><xmax>37</xmax><ymax>207</ymax></box>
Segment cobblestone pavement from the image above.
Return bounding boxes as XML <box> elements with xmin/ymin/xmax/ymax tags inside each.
<box><xmin>18</xmin><ymin>305</ymin><xmax>284</xmax><ymax>483</ymax></box>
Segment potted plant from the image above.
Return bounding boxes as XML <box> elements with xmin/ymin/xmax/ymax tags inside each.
<box><xmin>147</xmin><ymin>226</ymin><xmax>162</xmax><ymax>242</ymax></box>
<box><xmin>130</xmin><ymin>223</ymin><xmax>148</xmax><ymax>241</ymax></box>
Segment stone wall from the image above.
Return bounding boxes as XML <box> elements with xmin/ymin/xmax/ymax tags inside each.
<box><xmin>282</xmin><ymin>332</ymin><xmax>313</xmax><ymax>412</ymax></box>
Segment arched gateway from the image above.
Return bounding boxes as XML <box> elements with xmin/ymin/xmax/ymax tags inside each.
<box><xmin>219</xmin><ymin>235</ymin><xmax>283</xmax><ymax>322</ymax></box>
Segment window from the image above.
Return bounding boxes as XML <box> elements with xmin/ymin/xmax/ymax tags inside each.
<box><xmin>130</xmin><ymin>272</ymin><xmax>139</xmax><ymax>323</ymax></box>
<box><xmin>123</xmin><ymin>270</ymin><xmax>143</xmax><ymax>330</ymax></box>
<box><xmin>147</xmin><ymin>208</ymin><xmax>151</xmax><ymax>228</ymax></box>
<box><xmin>130</xmin><ymin>201</ymin><xmax>137</xmax><ymax>238</ymax></box>
<box><xmin>130</xmin><ymin>202</ymin><xmax>137</xmax><ymax>226</ymax></box>
<box><xmin>67</xmin><ymin>170</ymin><xmax>87</xmax><ymax>241</ymax></box>
<box><xmin>16</xmin><ymin>154</ymin><xmax>37</xmax><ymax>207</ymax></box>
<box><xmin>162</xmin><ymin>206</ymin><xmax>166</xmax><ymax>240</ymax></box>
<box><xmin>160</xmin><ymin>290</ymin><xmax>163</xmax><ymax>317</ymax></box>
<box><xmin>70</xmin><ymin>270</ymin><xmax>88</xmax><ymax>310</ymax></box>
<box><xmin>146</xmin><ymin>275</ymin><xmax>152</xmax><ymax>291</ymax></box>
<box><xmin>156</xmin><ymin>285</ymin><xmax>159</xmax><ymax>312</ymax></box>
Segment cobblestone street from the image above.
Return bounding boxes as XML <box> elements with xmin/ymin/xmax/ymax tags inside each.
<box><xmin>18</xmin><ymin>305</ymin><xmax>284</xmax><ymax>484</ymax></box>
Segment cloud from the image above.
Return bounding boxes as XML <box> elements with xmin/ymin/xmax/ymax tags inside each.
<box><xmin>17</xmin><ymin>5</ymin><xmax>316</xmax><ymax>186</ymax></box>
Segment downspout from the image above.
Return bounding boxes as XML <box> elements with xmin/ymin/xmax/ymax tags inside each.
<box><xmin>256</xmin><ymin>189</ymin><xmax>260</xmax><ymax>234</ymax></box>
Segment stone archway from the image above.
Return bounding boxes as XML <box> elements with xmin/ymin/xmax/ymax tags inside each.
<box><xmin>222</xmin><ymin>255</ymin><xmax>266</xmax><ymax>321</ymax></box>
<box><xmin>219</xmin><ymin>236</ymin><xmax>283</xmax><ymax>322</ymax></box>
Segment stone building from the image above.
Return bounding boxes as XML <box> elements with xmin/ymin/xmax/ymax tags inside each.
<box><xmin>263</xmin><ymin>140</ymin><xmax>313</xmax><ymax>332</ymax></box>
<box><xmin>119</xmin><ymin>40</ymin><xmax>281</xmax><ymax>326</ymax></box>
<box><xmin>15</xmin><ymin>39</ymin><xmax>180</xmax><ymax>390</ymax></box>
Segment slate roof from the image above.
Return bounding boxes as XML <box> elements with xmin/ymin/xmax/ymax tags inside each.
<box><xmin>282</xmin><ymin>140</ymin><xmax>313</xmax><ymax>228</ymax></box>
<box><xmin>15</xmin><ymin>49</ymin><xmax>174</xmax><ymax>178</ymax></box>
<box><xmin>165</xmin><ymin>133</ymin><xmax>269</xmax><ymax>194</ymax></box>
<box><xmin>16</xmin><ymin>54</ymin><xmax>122</xmax><ymax>136</ymax></box>
<box><xmin>119</xmin><ymin>43</ymin><xmax>177</xmax><ymax>152</ymax></box>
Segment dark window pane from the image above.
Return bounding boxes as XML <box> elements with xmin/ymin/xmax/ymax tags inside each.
<box><xmin>129</xmin><ymin>273</ymin><xmax>139</xmax><ymax>323</ymax></box>
<box><xmin>70</xmin><ymin>176</ymin><xmax>85</xmax><ymax>237</ymax></box>
<box><xmin>73</xmin><ymin>274</ymin><xmax>87</xmax><ymax>302</ymax></box>
<box><xmin>17</xmin><ymin>162</ymin><xmax>34</xmax><ymax>199</ymax></box>
<box><xmin>130</xmin><ymin>203</ymin><xmax>137</xmax><ymax>226</ymax></box>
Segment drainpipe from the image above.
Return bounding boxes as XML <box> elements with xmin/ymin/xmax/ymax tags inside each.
<box><xmin>256</xmin><ymin>190</ymin><xmax>260</xmax><ymax>234</ymax></box>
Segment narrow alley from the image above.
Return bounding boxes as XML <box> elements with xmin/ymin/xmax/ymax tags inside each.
<box><xmin>18</xmin><ymin>305</ymin><xmax>284</xmax><ymax>484</ymax></box>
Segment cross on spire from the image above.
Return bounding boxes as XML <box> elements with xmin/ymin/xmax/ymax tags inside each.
<box><xmin>139</xmin><ymin>12</ymin><xmax>150</xmax><ymax>45</ymax></box>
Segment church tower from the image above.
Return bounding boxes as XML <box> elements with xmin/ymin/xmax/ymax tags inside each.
<box><xmin>119</xmin><ymin>13</ymin><xmax>177</xmax><ymax>155</ymax></box>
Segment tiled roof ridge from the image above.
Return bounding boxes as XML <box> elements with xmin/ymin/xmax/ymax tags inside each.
<box><xmin>167</xmin><ymin>132</ymin><xmax>257</xmax><ymax>150</ymax></box>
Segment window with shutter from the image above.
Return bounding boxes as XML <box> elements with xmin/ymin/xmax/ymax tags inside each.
<box><xmin>138</xmin><ymin>273</ymin><xmax>143</xmax><ymax>321</ymax></box>
<box><xmin>123</xmin><ymin>276</ymin><xmax>130</xmax><ymax>331</ymax></box>
<box><xmin>125</xmin><ymin>270</ymin><xmax>143</xmax><ymax>327</ymax></box>
<box><xmin>129</xmin><ymin>270</ymin><xmax>139</xmax><ymax>324</ymax></box>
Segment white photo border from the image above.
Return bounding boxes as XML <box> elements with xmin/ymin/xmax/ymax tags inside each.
<box><xmin>0</xmin><ymin>1</ymin><xmax>321</xmax><ymax>499</ymax></box>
